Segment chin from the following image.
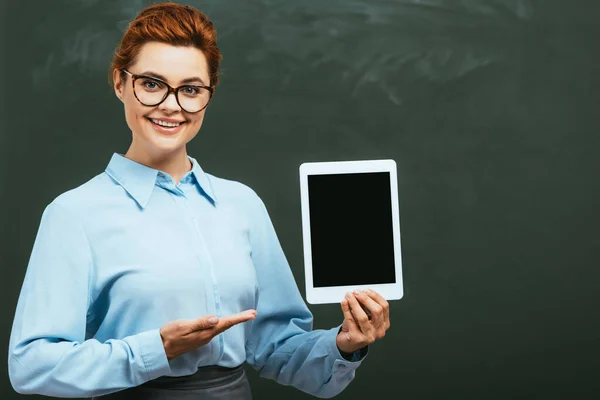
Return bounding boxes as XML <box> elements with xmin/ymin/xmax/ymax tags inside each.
<box><xmin>147</xmin><ymin>138</ymin><xmax>187</xmax><ymax>154</ymax></box>
<box><xmin>131</xmin><ymin>130</ymin><xmax>182</xmax><ymax>153</ymax></box>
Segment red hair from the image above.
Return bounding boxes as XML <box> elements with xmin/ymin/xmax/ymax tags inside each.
<box><xmin>108</xmin><ymin>2</ymin><xmax>222</xmax><ymax>87</ymax></box>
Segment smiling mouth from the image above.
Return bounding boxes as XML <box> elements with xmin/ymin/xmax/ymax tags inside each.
<box><xmin>146</xmin><ymin>117</ymin><xmax>187</xmax><ymax>128</ymax></box>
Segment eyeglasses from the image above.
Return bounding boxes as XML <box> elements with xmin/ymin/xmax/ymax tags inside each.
<box><xmin>121</xmin><ymin>69</ymin><xmax>214</xmax><ymax>113</ymax></box>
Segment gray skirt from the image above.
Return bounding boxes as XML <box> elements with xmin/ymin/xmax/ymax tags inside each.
<box><xmin>91</xmin><ymin>365</ymin><xmax>252</xmax><ymax>400</ymax></box>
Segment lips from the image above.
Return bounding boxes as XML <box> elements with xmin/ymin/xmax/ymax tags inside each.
<box><xmin>146</xmin><ymin>117</ymin><xmax>187</xmax><ymax>134</ymax></box>
<box><xmin>146</xmin><ymin>117</ymin><xmax>187</xmax><ymax>126</ymax></box>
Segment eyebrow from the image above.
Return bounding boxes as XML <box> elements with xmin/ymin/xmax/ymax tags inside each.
<box><xmin>139</xmin><ymin>71</ymin><xmax>207</xmax><ymax>86</ymax></box>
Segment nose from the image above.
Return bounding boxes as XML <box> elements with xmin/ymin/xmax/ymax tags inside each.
<box><xmin>158</xmin><ymin>90</ymin><xmax>181</xmax><ymax>112</ymax></box>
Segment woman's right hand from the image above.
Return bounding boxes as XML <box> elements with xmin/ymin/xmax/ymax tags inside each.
<box><xmin>159</xmin><ymin>309</ymin><xmax>257</xmax><ymax>360</ymax></box>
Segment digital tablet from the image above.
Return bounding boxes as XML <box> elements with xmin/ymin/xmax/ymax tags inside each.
<box><xmin>299</xmin><ymin>159</ymin><xmax>403</xmax><ymax>304</ymax></box>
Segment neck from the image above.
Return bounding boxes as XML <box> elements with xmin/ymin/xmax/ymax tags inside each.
<box><xmin>124</xmin><ymin>143</ymin><xmax>192</xmax><ymax>184</ymax></box>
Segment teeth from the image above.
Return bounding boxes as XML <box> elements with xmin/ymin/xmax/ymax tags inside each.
<box><xmin>151</xmin><ymin>118</ymin><xmax>182</xmax><ymax>127</ymax></box>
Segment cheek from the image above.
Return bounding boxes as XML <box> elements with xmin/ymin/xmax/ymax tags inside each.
<box><xmin>124</xmin><ymin>101</ymin><xmax>149</xmax><ymax>128</ymax></box>
<box><xmin>186</xmin><ymin>114</ymin><xmax>206</xmax><ymax>134</ymax></box>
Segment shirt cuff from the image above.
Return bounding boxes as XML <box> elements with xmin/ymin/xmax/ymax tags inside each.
<box><xmin>132</xmin><ymin>328</ymin><xmax>172</xmax><ymax>381</ymax></box>
<box><xmin>335</xmin><ymin>325</ymin><xmax>369</xmax><ymax>362</ymax></box>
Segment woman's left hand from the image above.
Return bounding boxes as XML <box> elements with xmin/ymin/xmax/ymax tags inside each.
<box><xmin>336</xmin><ymin>289</ymin><xmax>390</xmax><ymax>355</ymax></box>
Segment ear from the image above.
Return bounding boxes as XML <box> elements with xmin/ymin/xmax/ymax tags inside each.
<box><xmin>113</xmin><ymin>69</ymin><xmax>124</xmax><ymax>102</ymax></box>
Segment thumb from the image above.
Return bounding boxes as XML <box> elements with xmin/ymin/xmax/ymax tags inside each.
<box><xmin>190</xmin><ymin>315</ymin><xmax>219</xmax><ymax>331</ymax></box>
<box><xmin>340</xmin><ymin>299</ymin><xmax>357</xmax><ymax>331</ymax></box>
<box><xmin>340</xmin><ymin>318</ymin><xmax>350</xmax><ymax>333</ymax></box>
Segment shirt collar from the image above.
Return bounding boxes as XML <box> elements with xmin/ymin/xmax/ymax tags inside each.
<box><xmin>105</xmin><ymin>153</ymin><xmax>217</xmax><ymax>209</ymax></box>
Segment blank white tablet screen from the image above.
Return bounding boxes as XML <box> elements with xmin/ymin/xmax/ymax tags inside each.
<box><xmin>308</xmin><ymin>172</ymin><xmax>396</xmax><ymax>287</ymax></box>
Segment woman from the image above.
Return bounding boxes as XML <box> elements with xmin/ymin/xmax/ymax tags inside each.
<box><xmin>8</xmin><ymin>3</ymin><xmax>390</xmax><ymax>399</ymax></box>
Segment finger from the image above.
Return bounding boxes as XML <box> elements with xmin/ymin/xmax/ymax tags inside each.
<box><xmin>355</xmin><ymin>299</ymin><xmax>371</xmax><ymax>320</ymax></box>
<box><xmin>214</xmin><ymin>309</ymin><xmax>257</xmax><ymax>333</ymax></box>
<box><xmin>353</xmin><ymin>290</ymin><xmax>384</xmax><ymax>327</ymax></box>
<box><xmin>340</xmin><ymin>298</ymin><xmax>358</xmax><ymax>331</ymax></box>
<box><xmin>364</xmin><ymin>289</ymin><xmax>390</xmax><ymax>326</ymax></box>
<box><xmin>346</xmin><ymin>292</ymin><xmax>372</xmax><ymax>335</ymax></box>
<box><xmin>188</xmin><ymin>315</ymin><xmax>220</xmax><ymax>332</ymax></box>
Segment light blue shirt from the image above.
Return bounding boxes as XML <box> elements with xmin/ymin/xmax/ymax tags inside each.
<box><xmin>8</xmin><ymin>153</ymin><xmax>366</xmax><ymax>398</ymax></box>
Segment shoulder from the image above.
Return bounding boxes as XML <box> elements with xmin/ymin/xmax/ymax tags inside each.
<box><xmin>205</xmin><ymin>172</ymin><xmax>265</xmax><ymax>208</ymax></box>
<box><xmin>46</xmin><ymin>173</ymin><xmax>112</xmax><ymax>219</ymax></box>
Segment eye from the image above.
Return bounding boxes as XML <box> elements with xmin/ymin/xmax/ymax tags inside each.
<box><xmin>181</xmin><ymin>86</ymin><xmax>200</xmax><ymax>95</ymax></box>
<box><xmin>142</xmin><ymin>79</ymin><xmax>163</xmax><ymax>90</ymax></box>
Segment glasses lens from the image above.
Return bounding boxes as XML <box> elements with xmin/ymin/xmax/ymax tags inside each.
<box><xmin>134</xmin><ymin>78</ymin><xmax>168</xmax><ymax>106</ymax></box>
<box><xmin>177</xmin><ymin>86</ymin><xmax>211</xmax><ymax>113</ymax></box>
<box><xmin>133</xmin><ymin>77</ymin><xmax>211</xmax><ymax>112</ymax></box>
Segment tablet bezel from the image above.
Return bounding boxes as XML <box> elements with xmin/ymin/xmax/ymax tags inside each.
<box><xmin>299</xmin><ymin>159</ymin><xmax>403</xmax><ymax>305</ymax></box>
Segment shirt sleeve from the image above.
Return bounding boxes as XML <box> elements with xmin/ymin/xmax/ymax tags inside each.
<box><xmin>8</xmin><ymin>200</ymin><xmax>172</xmax><ymax>397</ymax></box>
<box><xmin>244</xmin><ymin>191</ymin><xmax>368</xmax><ymax>399</ymax></box>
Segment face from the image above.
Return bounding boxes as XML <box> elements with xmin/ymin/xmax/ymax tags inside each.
<box><xmin>113</xmin><ymin>42</ymin><xmax>211</xmax><ymax>157</ymax></box>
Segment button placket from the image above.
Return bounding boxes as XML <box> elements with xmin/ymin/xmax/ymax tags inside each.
<box><xmin>175</xmin><ymin>190</ymin><xmax>224</xmax><ymax>362</ymax></box>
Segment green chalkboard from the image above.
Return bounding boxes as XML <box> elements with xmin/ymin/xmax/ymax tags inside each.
<box><xmin>1</xmin><ymin>0</ymin><xmax>599</xmax><ymax>399</ymax></box>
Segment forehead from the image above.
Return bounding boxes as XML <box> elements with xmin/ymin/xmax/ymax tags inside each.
<box><xmin>132</xmin><ymin>41</ymin><xmax>210</xmax><ymax>84</ymax></box>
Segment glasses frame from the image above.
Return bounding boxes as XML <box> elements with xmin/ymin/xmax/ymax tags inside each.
<box><xmin>121</xmin><ymin>69</ymin><xmax>214</xmax><ymax>113</ymax></box>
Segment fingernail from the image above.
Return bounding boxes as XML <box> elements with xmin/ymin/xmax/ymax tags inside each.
<box><xmin>209</xmin><ymin>316</ymin><xmax>218</xmax><ymax>324</ymax></box>
<box><xmin>353</xmin><ymin>289</ymin><xmax>362</xmax><ymax>295</ymax></box>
